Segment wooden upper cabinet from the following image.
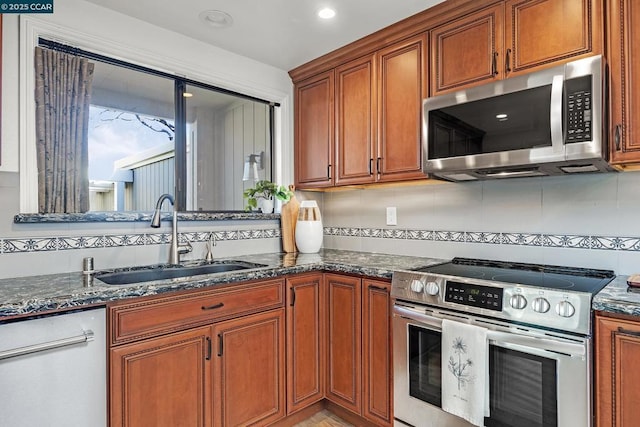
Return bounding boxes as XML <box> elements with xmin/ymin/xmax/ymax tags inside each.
<box><xmin>294</xmin><ymin>71</ymin><xmax>334</xmax><ymax>189</ymax></box>
<box><xmin>335</xmin><ymin>54</ymin><xmax>376</xmax><ymax>185</ymax></box>
<box><xmin>377</xmin><ymin>34</ymin><xmax>428</xmax><ymax>182</ymax></box>
<box><xmin>431</xmin><ymin>4</ymin><xmax>504</xmax><ymax>94</ymax></box>
<box><xmin>595</xmin><ymin>314</ymin><xmax>640</xmax><ymax>427</ymax></box>
<box><xmin>504</xmin><ymin>0</ymin><xmax>602</xmax><ymax>76</ymax></box>
<box><xmin>607</xmin><ymin>0</ymin><xmax>640</xmax><ymax>165</ymax></box>
<box><xmin>430</xmin><ymin>0</ymin><xmax>602</xmax><ymax>95</ymax></box>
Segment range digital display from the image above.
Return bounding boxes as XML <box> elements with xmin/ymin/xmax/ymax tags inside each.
<box><xmin>444</xmin><ymin>280</ymin><xmax>503</xmax><ymax>311</ymax></box>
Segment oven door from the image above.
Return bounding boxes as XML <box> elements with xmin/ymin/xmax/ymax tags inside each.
<box><xmin>393</xmin><ymin>303</ymin><xmax>591</xmax><ymax>427</ymax></box>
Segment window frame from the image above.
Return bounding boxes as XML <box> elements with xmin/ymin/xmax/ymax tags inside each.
<box><xmin>19</xmin><ymin>16</ymin><xmax>287</xmax><ymax>214</ymax></box>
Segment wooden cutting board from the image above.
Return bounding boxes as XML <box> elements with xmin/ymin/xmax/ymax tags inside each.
<box><xmin>281</xmin><ymin>185</ymin><xmax>299</xmax><ymax>253</ymax></box>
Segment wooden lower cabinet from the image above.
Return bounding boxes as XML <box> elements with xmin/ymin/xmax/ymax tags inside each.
<box><xmin>213</xmin><ymin>309</ymin><xmax>286</xmax><ymax>427</ymax></box>
<box><xmin>109</xmin><ymin>273</ymin><xmax>393</xmax><ymax>426</ymax></box>
<box><xmin>362</xmin><ymin>279</ymin><xmax>393</xmax><ymax>426</ymax></box>
<box><xmin>286</xmin><ymin>274</ymin><xmax>325</xmax><ymax>414</ymax></box>
<box><xmin>325</xmin><ymin>274</ymin><xmax>362</xmax><ymax>414</ymax></box>
<box><xmin>324</xmin><ymin>273</ymin><xmax>393</xmax><ymax>425</ymax></box>
<box><xmin>595</xmin><ymin>312</ymin><xmax>640</xmax><ymax>427</ymax></box>
<box><xmin>110</xmin><ymin>326</ymin><xmax>213</xmax><ymax>427</ymax></box>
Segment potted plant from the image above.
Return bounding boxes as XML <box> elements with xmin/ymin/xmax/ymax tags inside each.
<box><xmin>243</xmin><ymin>180</ymin><xmax>293</xmax><ymax>213</ymax></box>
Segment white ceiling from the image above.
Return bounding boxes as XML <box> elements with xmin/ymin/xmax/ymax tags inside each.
<box><xmin>84</xmin><ymin>0</ymin><xmax>445</xmax><ymax>71</ymax></box>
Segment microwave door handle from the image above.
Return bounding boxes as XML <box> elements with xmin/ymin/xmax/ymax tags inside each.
<box><xmin>550</xmin><ymin>74</ymin><xmax>564</xmax><ymax>154</ymax></box>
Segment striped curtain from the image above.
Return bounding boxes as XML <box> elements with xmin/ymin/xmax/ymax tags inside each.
<box><xmin>34</xmin><ymin>46</ymin><xmax>94</xmax><ymax>213</ymax></box>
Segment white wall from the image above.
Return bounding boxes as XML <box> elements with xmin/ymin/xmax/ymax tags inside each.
<box><xmin>317</xmin><ymin>171</ymin><xmax>640</xmax><ymax>275</ymax></box>
<box><xmin>0</xmin><ymin>0</ymin><xmax>292</xmax><ymax>279</ymax></box>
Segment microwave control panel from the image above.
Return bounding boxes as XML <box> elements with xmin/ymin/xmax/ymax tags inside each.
<box><xmin>565</xmin><ymin>75</ymin><xmax>592</xmax><ymax>143</ymax></box>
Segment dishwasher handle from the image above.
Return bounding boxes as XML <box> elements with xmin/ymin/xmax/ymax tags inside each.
<box><xmin>0</xmin><ymin>330</ymin><xmax>95</xmax><ymax>361</ymax></box>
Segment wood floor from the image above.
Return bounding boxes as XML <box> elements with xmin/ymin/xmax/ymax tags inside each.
<box><xmin>293</xmin><ymin>409</ymin><xmax>353</xmax><ymax>427</ymax></box>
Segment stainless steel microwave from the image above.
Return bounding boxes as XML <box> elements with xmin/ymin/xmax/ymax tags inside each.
<box><xmin>423</xmin><ymin>55</ymin><xmax>614</xmax><ymax>181</ymax></box>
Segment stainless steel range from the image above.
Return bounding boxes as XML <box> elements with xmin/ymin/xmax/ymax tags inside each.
<box><xmin>391</xmin><ymin>258</ymin><xmax>615</xmax><ymax>427</ymax></box>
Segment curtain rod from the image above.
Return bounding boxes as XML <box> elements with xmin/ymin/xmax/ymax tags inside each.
<box><xmin>38</xmin><ymin>38</ymin><xmax>280</xmax><ymax>108</ymax></box>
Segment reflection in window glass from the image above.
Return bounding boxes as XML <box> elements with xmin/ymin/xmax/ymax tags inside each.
<box><xmin>87</xmin><ymin>61</ymin><xmax>175</xmax><ymax>211</ymax></box>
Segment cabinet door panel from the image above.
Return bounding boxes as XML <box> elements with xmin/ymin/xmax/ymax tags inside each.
<box><xmin>295</xmin><ymin>71</ymin><xmax>334</xmax><ymax>188</ymax></box>
<box><xmin>595</xmin><ymin>315</ymin><xmax>640</xmax><ymax>427</ymax></box>
<box><xmin>608</xmin><ymin>0</ymin><xmax>640</xmax><ymax>164</ymax></box>
<box><xmin>286</xmin><ymin>274</ymin><xmax>325</xmax><ymax>413</ymax></box>
<box><xmin>110</xmin><ymin>326</ymin><xmax>212</xmax><ymax>427</ymax></box>
<box><xmin>430</xmin><ymin>5</ymin><xmax>504</xmax><ymax>94</ymax></box>
<box><xmin>378</xmin><ymin>34</ymin><xmax>428</xmax><ymax>182</ymax></box>
<box><xmin>362</xmin><ymin>280</ymin><xmax>392</xmax><ymax>426</ymax></box>
<box><xmin>213</xmin><ymin>309</ymin><xmax>285</xmax><ymax>427</ymax></box>
<box><xmin>325</xmin><ymin>274</ymin><xmax>362</xmax><ymax>414</ymax></box>
<box><xmin>335</xmin><ymin>55</ymin><xmax>376</xmax><ymax>185</ymax></box>
<box><xmin>505</xmin><ymin>0</ymin><xmax>602</xmax><ymax>76</ymax></box>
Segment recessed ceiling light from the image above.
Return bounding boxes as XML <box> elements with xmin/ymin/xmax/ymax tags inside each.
<box><xmin>318</xmin><ymin>7</ymin><xmax>336</xmax><ymax>19</ymax></box>
<box><xmin>496</xmin><ymin>113</ymin><xmax>508</xmax><ymax>119</ymax></box>
<box><xmin>198</xmin><ymin>10</ymin><xmax>234</xmax><ymax>29</ymax></box>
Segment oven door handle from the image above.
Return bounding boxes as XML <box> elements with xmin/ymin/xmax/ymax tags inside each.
<box><xmin>393</xmin><ymin>305</ymin><xmax>442</xmax><ymax>329</ymax></box>
<box><xmin>393</xmin><ymin>305</ymin><xmax>586</xmax><ymax>357</ymax></box>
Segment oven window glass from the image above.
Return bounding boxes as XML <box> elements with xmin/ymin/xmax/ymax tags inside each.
<box><xmin>408</xmin><ymin>324</ymin><xmax>441</xmax><ymax>406</ymax></box>
<box><xmin>486</xmin><ymin>346</ymin><xmax>558</xmax><ymax>427</ymax></box>
<box><xmin>428</xmin><ymin>85</ymin><xmax>553</xmax><ymax>159</ymax></box>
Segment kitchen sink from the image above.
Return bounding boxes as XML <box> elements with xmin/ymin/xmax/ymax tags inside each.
<box><xmin>94</xmin><ymin>261</ymin><xmax>267</xmax><ymax>285</ymax></box>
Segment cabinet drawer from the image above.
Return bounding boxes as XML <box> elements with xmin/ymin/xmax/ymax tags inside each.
<box><xmin>109</xmin><ymin>279</ymin><xmax>285</xmax><ymax>345</ymax></box>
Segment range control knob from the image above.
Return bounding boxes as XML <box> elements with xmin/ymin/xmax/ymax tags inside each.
<box><xmin>410</xmin><ymin>279</ymin><xmax>424</xmax><ymax>293</ymax></box>
<box><xmin>533</xmin><ymin>297</ymin><xmax>551</xmax><ymax>313</ymax></box>
<box><xmin>425</xmin><ymin>282</ymin><xmax>440</xmax><ymax>296</ymax></box>
<box><xmin>556</xmin><ymin>300</ymin><xmax>576</xmax><ymax>318</ymax></box>
<box><xmin>510</xmin><ymin>294</ymin><xmax>527</xmax><ymax>310</ymax></box>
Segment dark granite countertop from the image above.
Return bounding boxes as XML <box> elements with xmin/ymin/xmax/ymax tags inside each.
<box><xmin>0</xmin><ymin>249</ymin><xmax>446</xmax><ymax>319</ymax></box>
<box><xmin>593</xmin><ymin>275</ymin><xmax>640</xmax><ymax>317</ymax></box>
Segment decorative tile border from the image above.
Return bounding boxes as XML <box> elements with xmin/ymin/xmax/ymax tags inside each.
<box><xmin>0</xmin><ymin>227</ymin><xmax>281</xmax><ymax>255</ymax></box>
<box><xmin>2</xmin><ymin>225</ymin><xmax>640</xmax><ymax>255</ymax></box>
<box><xmin>324</xmin><ymin>227</ymin><xmax>640</xmax><ymax>252</ymax></box>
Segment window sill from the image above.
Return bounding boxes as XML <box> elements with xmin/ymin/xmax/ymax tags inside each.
<box><xmin>14</xmin><ymin>211</ymin><xmax>280</xmax><ymax>224</ymax></box>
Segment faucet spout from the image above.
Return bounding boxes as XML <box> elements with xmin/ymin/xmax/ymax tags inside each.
<box><xmin>150</xmin><ymin>194</ymin><xmax>192</xmax><ymax>264</ymax></box>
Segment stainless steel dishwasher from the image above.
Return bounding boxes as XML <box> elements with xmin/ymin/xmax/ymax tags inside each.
<box><xmin>0</xmin><ymin>307</ymin><xmax>106</xmax><ymax>427</ymax></box>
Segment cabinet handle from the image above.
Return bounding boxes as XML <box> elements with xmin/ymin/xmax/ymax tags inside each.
<box><xmin>505</xmin><ymin>49</ymin><xmax>511</xmax><ymax>74</ymax></box>
<box><xmin>218</xmin><ymin>333</ymin><xmax>224</xmax><ymax>357</ymax></box>
<box><xmin>492</xmin><ymin>52</ymin><xmax>499</xmax><ymax>76</ymax></box>
<box><xmin>376</xmin><ymin>157</ymin><xmax>382</xmax><ymax>177</ymax></box>
<box><xmin>201</xmin><ymin>302</ymin><xmax>224</xmax><ymax>311</ymax></box>
<box><xmin>368</xmin><ymin>284</ymin><xmax>388</xmax><ymax>292</ymax></box>
<box><xmin>369</xmin><ymin>158</ymin><xmax>374</xmax><ymax>175</ymax></box>
<box><xmin>205</xmin><ymin>337</ymin><xmax>212</xmax><ymax>361</ymax></box>
<box><xmin>618</xmin><ymin>327</ymin><xmax>640</xmax><ymax>338</ymax></box>
<box><xmin>327</xmin><ymin>164</ymin><xmax>332</xmax><ymax>180</ymax></box>
<box><xmin>290</xmin><ymin>287</ymin><xmax>296</xmax><ymax>307</ymax></box>
<box><xmin>615</xmin><ymin>124</ymin><xmax>622</xmax><ymax>151</ymax></box>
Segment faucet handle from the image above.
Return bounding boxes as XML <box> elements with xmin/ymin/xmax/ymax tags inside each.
<box><xmin>179</xmin><ymin>240</ymin><xmax>193</xmax><ymax>255</ymax></box>
<box><xmin>205</xmin><ymin>233</ymin><xmax>216</xmax><ymax>262</ymax></box>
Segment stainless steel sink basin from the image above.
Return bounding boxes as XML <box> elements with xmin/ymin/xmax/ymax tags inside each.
<box><xmin>95</xmin><ymin>261</ymin><xmax>267</xmax><ymax>285</ymax></box>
